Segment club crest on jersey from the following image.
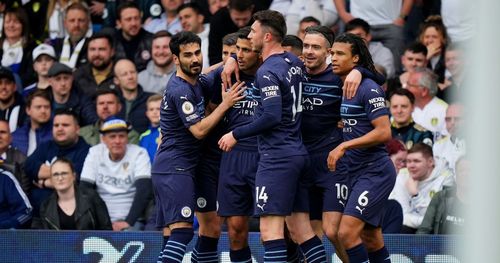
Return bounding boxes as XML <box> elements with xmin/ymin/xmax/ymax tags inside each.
<box><xmin>181</xmin><ymin>206</ymin><xmax>192</xmax><ymax>218</ymax></box>
<box><xmin>122</xmin><ymin>162</ymin><xmax>129</xmax><ymax>171</ymax></box>
<box><xmin>197</xmin><ymin>197</ymin><xmax>207</xmax><ymax>208</ymax></box>
<box><xmin>431</xmin><ymin>117</ymin><xmax>438</xmax><ymax>127</ymax></box>
<box><xmin>182</xmin><ymin>101</ymin><xmax>194</xmax><ymax>114</ymax></box>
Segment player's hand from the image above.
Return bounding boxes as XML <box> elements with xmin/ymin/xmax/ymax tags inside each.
<box><xmin>218</xmin><ymin>131</ymin><xmax>237</xmax><ymax>152</ymax></box>
<box><xmin>343</xmin><ymin>69</ymin><xmax>362</xmax><ymax>99</ymax></box>
<box><xmin>327</xmin><ymin>144</ymin><xmax>346</xmax><ymax>171</ymax></box>
<box><xmin>221</xmin><ymin>57</ymin><xmax>240</xmax><ymax>90</ymax></box>
<box><xmin>112</xmin><ymin>221</ymin><xmax>130</xmax><ymax>231</ymax></box>
<box><xmin>221</xmin><ymin>81</ymin><xmax>246</xmax><ymax>109</ymax></box>
<box><xmin>337</xmin><ymin>120</ymin><xmax>344</xmax><ymax>129</ymax></box>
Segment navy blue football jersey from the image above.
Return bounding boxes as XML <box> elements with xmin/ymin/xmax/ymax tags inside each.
<box><xmin>302</xmin><ymin>64</ymin><xmax>343</xmax><ymax>152</ymax></box>
<box><xmin>233</xmin><ymin>52</ymin><xmax>307</xmax><ymax>157</ymax></box>
<box><xmin>152</xmin><ymin>75</ymin><xmax>205</xmax><ymax>176</ymax></box>
<box><xmin>341</xmin><ymin>78</ymin><xmax>390</xmax><ymax>166</ymax></box>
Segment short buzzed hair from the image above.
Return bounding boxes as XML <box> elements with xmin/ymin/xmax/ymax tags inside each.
<box><xmin>222</xmin><ymin>32</ymin><xmax>239</xmax><ymax>46</ymax></box>
<box><xmin>408</xmin><ymin>143</ymin><xmax>433</xmax><ymax>158</ymax></box>
<box><xmin>253</xmin><ymin>10</ymin><xmax>287</xmax><ymax>42</ymax></box>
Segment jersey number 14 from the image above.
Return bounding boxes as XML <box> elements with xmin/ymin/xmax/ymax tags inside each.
<box><xmin>290</xmin><ymin>83</ymin><xmax>303</xmax><ymax>122</ymax></box>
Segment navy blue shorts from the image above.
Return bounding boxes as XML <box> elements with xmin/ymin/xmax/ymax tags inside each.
<box><xmin>217</xmin><ymin>150</ymin><xmax>259</xmax><ymax>217</ymax></box>
<box><xmin>295</xmin><ymin>151</ymin><xmax>349</xmax><ymax>219</ymax></box>
<box><xmin>255</xmin><ymin>155</ymin><xmax>307</xmax><ymax>216</ymax></box>
<box><xmin>343</xmin><ymin>158</ymin><xmax>397</xmax><ymax>227</ymax></box>
<box><xmin>152</xmin><ymin>173</ymin><xmax>195</xmax><ymax>227</ymax></box>
<box><xmin>195</xmin><ymin>157</ymin><xmax>220</xmax><ymax>212</ymax></box>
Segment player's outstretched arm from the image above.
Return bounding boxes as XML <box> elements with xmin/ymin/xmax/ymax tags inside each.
<box><xmin>189</xmin><ymin>81</ymin><xmax>246</xmax><ymax>139</ymax></box>
<box><xmin>327</xmin><ymin>115</ymin><xmax>391</xmax><ymax>171</ymax></box>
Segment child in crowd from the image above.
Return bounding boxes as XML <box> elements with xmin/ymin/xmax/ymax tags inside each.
<box><xmin>139</xmin><ymin>94</ymin><xmax>162</xmax><ymax>163</ymax></box>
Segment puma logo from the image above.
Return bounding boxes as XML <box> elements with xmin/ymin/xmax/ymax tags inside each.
<box><xmin>371</xmin><ymin>88</ymin><xmax>379</xmax><ymax>94</ymax></box>
<box><xmin>257</xmin><ymin>203</ymin><xmax>266</xmax><ymax>211</ymax></box>
<box><xmin>339</xmin><ymin>200</ymin><xmax>345</xmax><ymax>208</ymax></box>
<box><xmin>355</xmin><ymin>206</ymin><xmax>365</xmax><ymax>215</ymax></box>
<box><xmin>263</xmin><ymin>75</ymin><xmax>271</xmax><ymax>81</ymax></box>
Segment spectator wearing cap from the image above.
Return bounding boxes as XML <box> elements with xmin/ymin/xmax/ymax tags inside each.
<box><xmin>12</xmin><ymin>90</ymin><xmax>53</xmax><ymax>156</ymax></box>
<box><xmin>80</xmin><ymin>88</ymin><xmax>140</xmax><ymax>146</ymax></box>
<box><xmin>0</xmin><ymin>66</ymin><xmax>26</xmax><ymax>132</ymax></box>
<box><xmin>51</xmin><ymin>2</ymin><xmax>90</xmax><ymax>69</ymax></box>
<box><xmin>113</xmin><ymin>2</ymin><xmax>154</xmax><ymax>72</ymax></box>
<box><xmin>73</xmin><ymin>32</ymin><xmax>116</xmax><ymax>98</ymax></box>
<box><xmin>47</xmin><ymin>62</ymin><xmax>97</xmax><ymax>126</ymax></box>
<box><xmin>113</xmin><ymin>59</ymin><xmax>153</xmax><ymax>134</ymax></box>
<box><xmin>24</xmin><ymin>108</ymin><xmax>90</xmax><ymax>218</ymax></box>
<box><xmin>138</xmin><ymin>31</ymin><xmax>176</xmax><ymax>94</ymax></box>
<box><xmin>23</xmin><ymin>43</ymin><xmax>56</xmax><ymax>98</ymax></box>
<box><xmin>80</xmin><ymin>116</ymin><xmax>152</xmax><ymax>231</ymax></box>
<box><xmin>0</xmin><ymin>119</ymin><xmax>29</xmax><ymax>194</ymax></box>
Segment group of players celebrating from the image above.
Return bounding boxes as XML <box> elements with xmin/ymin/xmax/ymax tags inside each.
<box><xmin>152</xmin><ymin>10</ymin><xmax>396</xmax><ymax>263</ymax></box>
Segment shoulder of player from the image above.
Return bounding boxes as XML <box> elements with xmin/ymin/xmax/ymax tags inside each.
<box><xmin>357</xmin><ymin>79</ymin><xmax>383</xmax><ymax>97</ymax></box>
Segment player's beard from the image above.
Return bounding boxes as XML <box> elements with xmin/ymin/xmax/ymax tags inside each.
<box><xmin>180</xmin><ymin>62</ymin><xmax>201</xmax><ymax>78</ymax></box>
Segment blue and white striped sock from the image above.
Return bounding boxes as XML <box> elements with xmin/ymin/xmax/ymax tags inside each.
<box><xmin>263</xmin><ymin>239</ymin><xmax>287</xmax><ymax>263</ymax></box>
<box><xmin>191</xmin><ymin>235</ymin><xmax>219</xmax><ymax>263</ymax></box>
<box><xmin>158</xmin><ymin>236</ymin><xmax>170</xmax><ymax>263</ymax></box>
<box><xmin>162</xmin><ymin>228</ymin><xmax>193</xmax><ymax>263</ymax></box>
<box><xmin>299</xmin><ymin>236</ymin><xmax>326</xmax><ymax>263</ymax></box>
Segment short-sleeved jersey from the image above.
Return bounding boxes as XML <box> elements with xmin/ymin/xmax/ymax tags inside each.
<box><xmin>198</xmin><ymin>67</ymin><xmax>225</xmax><ymax>160</ymax></box>
<box><xmin>341</xmin><ymin>78</ymin><xmax>389</xmax><ymax>166</ymax></box>
<box><xmin>239</xmin><ymin>52</ymin><xmax>307</xmax><ymax>157</ymax></box>
<box><xmin>152</xmin><ymin>75</ymin><xmax>205</xmax><ymax>176</ymax></box>
<box><xmin>80</xmin><ymin>144</ymin><xmax>151</xmax><ymax>222</ymax></box>
<box><xmin>224</xmin><ymin>72</ymin><xmax>258</xmax><ymax>151</ymax></box>
<box><xmin>302</xmin><ymin>64</ymin><xmax>343</xmax><ymax>152</ymax></box>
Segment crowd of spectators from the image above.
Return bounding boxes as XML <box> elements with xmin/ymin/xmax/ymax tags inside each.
<box><xmin>0</xmin><ymin>0</ymin><xmax>470</xmax><ymax>236</ymax></box>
